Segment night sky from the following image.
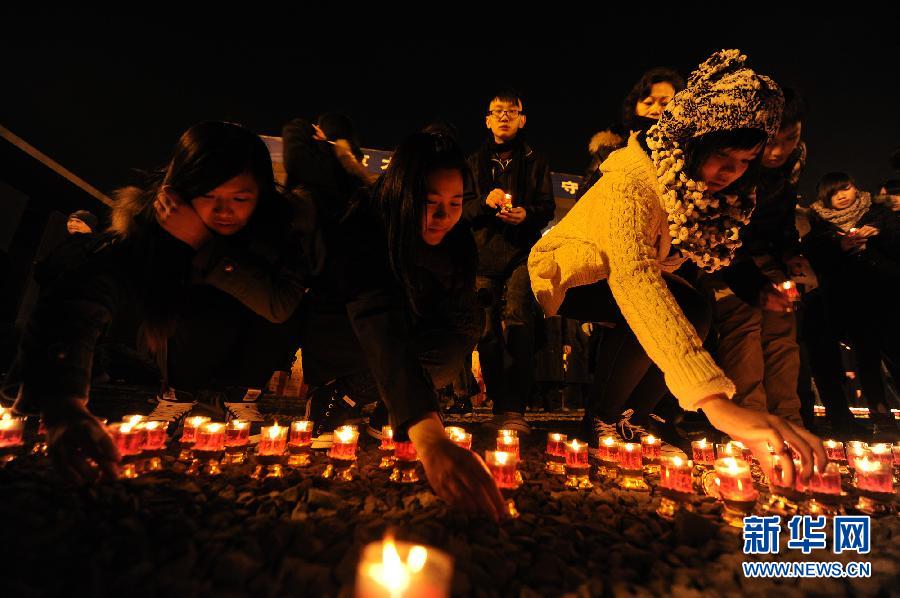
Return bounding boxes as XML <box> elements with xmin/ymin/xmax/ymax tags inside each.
<box><xmin>3</xmin><ymin>12</ymin><xmax>898</xmax><ymax>204</ymax></box>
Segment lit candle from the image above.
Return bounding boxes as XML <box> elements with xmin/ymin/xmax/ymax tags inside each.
<box><xmin>716</xmin><ymin>442</ymin><xmax>745</xmax><ymax>461</ymax></box>
<box><xmin>598</xmin><ymin>436</ymin><xmax>619</xmax><ymax>463</ymax></box>
<box><xmin>394</xmin><ymin>441</ymin><xmax>417</xmax><ymax>463</ymax></box>
<box><xmin>808</xmin><ymin>462</ymin><xmax>842</xmax><ymax>496</ymax></box>
<box><xmin>0</xmin><ymin>407</ymin><xmax>12</xmax><ymax>419</ymax></box>
<box><xmin>660</xmin><ymin>456</ymin><xmax>693</xmax><ymax>494</ymax></box>
<box><xmin>485</xmin><ymin>450</ymin><xmax>518</xmax><ymax>489</ymax></box>
<box><xmin>855</xmin><ymin>457</ymin><xmax>893</xmax><ymax>494</ymax></box>
<box><xmin>181</xmin><ymin>416</ymin><xmax>211</xmax><ymax>444</ymax></box>
<box><xmin>109</xmin><ymin>422</ymin><xmax>143</xmax><ymax>456</ymax></box>
<box><xmin>714</xmin><ymin>457</ymin><xmax>758</xmax><ymax>502</ymax></box>
<box><xmin>565</xmin><ymin>440</ymin><xmax>589</xmax><ymax>469</ymax></box>
<box><xmin>619</xmin><ymin>443</ymin><xmax>642</xmax><ymax>471</ymax></box>
<box><xmin>869</xmin><ymin>443</ymin><xmax>893</xmax><ymax>467</ymax></box>
<box><xmin>823</xmin><ymin>439</ymin><xmax>846</xmax><ymax>462</ymax></box>
<box><xmin>893</xmin><ymin>443</ymin><xmax>900</xmax><ymax>466</ymax></box>
<box><xmin>356</xmin><ymin>537</ymin><xmax>453</xmax><ymax>598</ymax></box>
<box><xmin>445</xmin><ymin>427</ymin><xmax>472</xmax><ymax>450</ymax></box>
<box><xmin>194</xmin><ymin>422</ymin><xmax>225</xmax><ymax>452</ymax></box>
<box><xmin>139</xmin><ymin>420</ymin><xmax>169</xmax><ymax>451</ymax></box>
<box><xmin>692</xmin><ymin>439</ymin><xmax>715</xmax><ymax>465</ymax></box>
<box><xmin>258</xmin><ymin>423</ymin><xmax>288</xmax><ymax>456</ymax></box>
<box><xmin>640</xmin><ymin>435</ymin><xmax>660</xmax><ymax>461</ymax></box>
<box><xmin>848</xmin><ymin>446</ymin><xmax>872</xmax><ymax>470</ymax></box>
<box><xmin>546</xmin><ymin>433</ymin><xmax>567</xmax><ymax>457</ymax></box>
<box><xmin>497</xmin><ymin>434</ymin><xmax>520</xmax><ymax>461</ymax></box>
<box><xmin>225</xmin><ymin>420</ymin><xmax>250</xmax><ymax>447</ymax></box>
<box><xmin>289</xmin><ymin>420</ymin><xmax>313</xmax><ymax>447</ymax></box>
<box><xmin>780</xmin><ymin>280</ymin><xmax>800</xmax><ymax>302</ymax></box>
<box><xmin>122</xmin><ymin>414</ymin><xmax>146</xmax><ymax>427</ymax></box>
<box><xmin>0</xmin><ymin>417</ymin><xmax>25</xmax><ymax>448</ymax></box>
<box><xmin>379</xmin><ymin>426</ymin><xmax>395</xmax><ymax>451</ymax></box>
<box><xmin>329</xmin><ymin>425</ymin><xmax>359</xmax><ymax>460</ymax></box>
<box><xmin>730</xmin><ymin>440</ymin><xmax>753</xmax><ymax>461</ymax></box>
<box><xmin>847</xmin><ymin>440</ymin><xmax>868</xmax><ymax>453</ymax></box>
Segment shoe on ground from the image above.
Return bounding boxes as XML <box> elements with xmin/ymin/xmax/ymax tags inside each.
<box><xmin>485</xmin><ymin>411</ymin><xmax>531</xmax><ymax>435</ymax></box>
<box><xmin>306</xmin><ymin>380</ymin><xmax>363</xmax><ymax>449</ymax></box>
<box><xmin>225</xmin><ymin>401</ymin><xmax>266</xmax><ymax>422</ymax></box>
<box><xmin>366</xmin><ymin>402</ymin><xmax>390</xmax><ymax>440</ymax></box>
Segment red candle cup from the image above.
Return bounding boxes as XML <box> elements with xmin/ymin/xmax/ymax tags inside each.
<box><xmin>194</xmin><ymin>422</ymin><xmax>226</xmax><ymax>453</ymax></box>
<box><xmin>390</xmin><ymin>441</ymin><xmax>420</xmax><ymax>484</ymax></box>
<box><xmin>485</xmin><ymin>450</ymin><xmax>519</xmax><ymax>489</ymax></box>
<box><xmin>329</xmin><ymin>425</ymin><xmax>359</xmax><ymax>460</ymax></box>
<box><xmin>225</xmin><ymin>420</ymin><xmax>251</xmax><ymax>447</ymax></box>
<box><xmin>619</xmin><ymin>443</ymin><xmax>642</xmax><ymax>471</ymax></box>
<box><xmin>716</xmin><ymin>442</ymin><xmax>747</xmax><ymax>462</ymax></box>
<box><xmin>445</xmin><ymin>427</ymin><xmax>472</xmax><ymax>450</ymax></box>
<box><xmin>855</xmin><ymin>458</ymin><xmax>892</xmax><ymax>494</ymax></box>
<box><xmin>868</xmin><ymin>444</ymin><xmax>893</xmax><ymax>467</ymax></box>
<box><xmin>394</xmin><ymin>441</ymin><xmax>418</xmax><ymax>462</ymax></box>
<box><xmin>808</xmin><ymin>462</ymin><xmax>842</xmax><ymax>496</ymax></box>
<box><xmin>546</xmin><ymin>433</ymin><xmax>568</xmax><ymax>457</ymax></box>
<box><xmin>823</xmin><ymin>439</ymin><xmax>846</xmax><ymax>463</ymax></box>
<box><xmin>258</xmin><ymin>424</ymin><xmax>288</xmax><ymax>456</ymax></box>
<box><xmin>139</xmin><ymin>420</ymin><xmax>169</xmax><ymax>451</ymax></box>
<box><xmin>289</xmin><ymin>420</ymin><xmax>313</xmax><ymax>447</ymax></box>
<box><xmin>109</xmin><ymin>422</ymin><xmax>144</xmax><ymax>456</ymax></box>
<box><xmin>848</xmin><ymin>447</ymin><xmax>873</xmax><ymax>471</ymax></box>
<box><xmin>565</xmin><ymin>440</ymin><xmax>590</xmax><ymax>469</ymax></box>
<box><xmin>122</xmin><ymin>414</ymin><xmax>146</xmax><ymax>427</ymax></box>
<box><xmin>691</xmin><ymin>439</ymin><xmax>715</xmax><ymax>465</ymax></box>
<box><xmin>379</xmin><ymin>426</ymin><xmax>395</xmax><ymax>451</ymax></box>
<box><xmin>660</xmin><ymin>456</ymin><xmax>693</xmax><ymax>494</ymax></box>
<box><xmin>640</xmin><ymin>435</ymin><xmax>661</xmax><ymax>462</ymax></box>
<box><xmin>0</xmin><ymin>417</ymin><xmax>25</xmax><ymax>448</ymax></box>
<box><xmin>181</xmin><ymin>416</ymin><xmax>211</xmax><ymax>444</ymax></box>
<box><xmin>715</xmin><ymin>457</ymin><xmax>758</xmax><ymax>502</ymax></box>
<box><xmin>598</xmin><ymin>436</ymin><xmax>619</xmax><ymax>463</ymax></box>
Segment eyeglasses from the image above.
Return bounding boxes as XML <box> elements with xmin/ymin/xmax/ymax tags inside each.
<box><xmin>489</xmin><ymin>109</ymin><xmax>521</xmax><ymax>118</ymax></box>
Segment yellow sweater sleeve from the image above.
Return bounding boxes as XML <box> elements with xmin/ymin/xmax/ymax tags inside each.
<box><xmin>597</xmin><ymin>175</ymin><xmax>735</xmax><ymax>411</ymax></box>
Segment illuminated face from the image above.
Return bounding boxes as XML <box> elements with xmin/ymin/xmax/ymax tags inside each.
<box><xmin>762</xmin><ymin>121</ymin><xmax>802</xmax><ymax>168</ymax></box>
<box><xmin>699</xmin><ymin>145</ymin><xmax>762</xmax><ymax>193</ymax></box>
<box><xmin>485</xmin><ymin>98</ymin><xmax>525</xmax><ymax>143</ymax></box>
<box><xmin>190</xmin><ymin>172</ymin><xmax>259</xmax><ymax>236</ymax></box>
<box><xmin>421</xmin><ymin>169</ymin><xmax>463</xmax><ymax>246</ymax></box>
<box><xmin>66</xmin><ymin>217</ymin><xmax>93</xmax><ymax>234</ymax></box>
<box><xmin>830</xmin><ymin>184</ymin><xmax>858</xmax><ymax>210</ymax></box>
<box><xmin>635</xmin><ymin>81</ymin><xmax>676</xmax><ymax>120</ymax></box>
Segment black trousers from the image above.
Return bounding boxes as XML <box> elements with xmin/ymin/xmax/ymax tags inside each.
<box><xmin>167</xmin><ymin>285</ymin><xmax>302</xmax><ymax>394</ymax></box>
<box><xmin>558</xmin><ymin>274</ymin><xmax>712</xmax><ymax>424</ymax></box>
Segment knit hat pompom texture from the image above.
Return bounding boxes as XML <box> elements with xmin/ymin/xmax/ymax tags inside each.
<box><xmin>658</xmin><ymin>49</ymin><xmax>784</xmax><ymax>143</ymax></box>
<box><xmin>646</xmin><ymin>50</ymin><xmax>783</xmax><ymax>273</ymax></box>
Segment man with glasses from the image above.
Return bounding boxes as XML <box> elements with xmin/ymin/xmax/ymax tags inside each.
<box><xmin>464</xmin><ymin>89</ymin><xmax>555</xmax><ymax>432</ymax></box>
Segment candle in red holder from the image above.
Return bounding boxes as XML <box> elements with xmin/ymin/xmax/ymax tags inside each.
<box><xmin>808</xmin><ymin>462</ymin><xmax>842</xmax><ymax>496</ymax></box>
<box><xmin>0</xmin><ymin>417</ymin><xmax>25</xmax><ymax>448</ymax></box>
<box><xmin>329</xmin><ymin>425</ymin><xmax>359</xmax><ymax>460</ymax></box>
<box><xmin>823</xmin><ymin>439</ymin><xmax>845</xmax><ymax>462</ymax></box>
<box><xmin>225</xmin><ymin>420</ymin><xmax>250</xmax><ymax>447</ymax></box>
<box><xmin>716</xmin><ymin>442</ymin><xmax>746</xmax><ymax>461</ymax></box>
<box><xmin>379</xmin><ymin>426</ymin><xmax>395</xmax><ymax>451</ymax></box>
<box><xmin>856</xmin><ymin>457</ymin><xmax>893</xmax><ymax>494</ymax></box>
<box><xmin>258</xmin><ymin>423</ymin><xmax>288</xmax><ymax>456</ymax></box>
<box><xmin>497</xmin><ymin>434</ymin><xmax>520</xmax><ymax>461</ymax></box>
<box><xmin>565</xmin><ymin>439</ymin><xmax>589</xmax><ymax>468</ymax></box>
<box><xmin>780</xmin><ymin>280</ymin><xmax>800</xmax><ymax>302</ymax></box>
<box><xmin>122</xmin><ymin>414</ymin><xmax>146</xmax><ymax>427</ymax></box>
<box><xmin>715</xmin><ymin>457</ymin><xmax>758</xmax><ymax>502</ymax></box>
<box><xmin>848</xmin><ymin>446</ymin><xmax>872</xmax><ymax>470</ymax></box>
<box><xmin>640</xmin><ymin>435</ymin><xmax>660</xmax><ymax>461</ymax></box>
<box><xmin>194</xmin><ymin>422</ymin><xmax>225</xmax><ymax>452</ymax></box>
<box><xmin>868</xmin><ymin>443</ymin><xmax>892</xmax><ymax>467</ymax></box>
<box><xmin>289</xmin><ymin>420</ymin><xmax>313</xmax><ymax>447</ymax></box>
<box><xmin>394</xmin><ymin>441</ymin><xmax>417</xmax><ymax>462</ymax></box>
<box><xmin>847</xmin><ymin>440</ymin><xmax>868</xmax><ymax>453</ymax></box>
<box><xmin>893</xmin><ymin>443</ymin><xmax>900</xmax><ymax>466</ymax></box>
<box><xmin>485</xmin><ymin>450</ymin><xmax>519</xmax><ymax>489</ymax></box>
<box><xmin>598</xmin><ymin>436</ymin><xmax>619</xmax><ymax>463</ymax></box>
<box><xmin>619</xmin><ymin>443</ymin><xmax>642</xmax><ymax>471</ymax></box>
<box><xmin>109</xmin><ymin>422</ymin><xmax>143</xmax><ymax>456</ymax></box>
<box><xmin>692</xmin><ymin>439</ymin><xmax>715</xmax><ymax>465</ymax></box>
<box><xmin>181</xmin><ymin>416</ymin><xmax>211</xmax><ymax>444</ymax></box>
<box><xmin>445</xmin><ymin>427</ymin><xmax>472</xmax><ymax>450</ymax></box>
<box><xmin>660</xmin><ymin>456</ymin><xmax>693</xmax><ymax>494</ymax></box>
<box><xmin>546</xmin><ymin>433</ymin><xmax>567</xmax><ymax>457</ymax></box>
<box><xmin>139</xmin><ymin>420</ymin><xmax>169</xmax><ymax>451</ymax></box>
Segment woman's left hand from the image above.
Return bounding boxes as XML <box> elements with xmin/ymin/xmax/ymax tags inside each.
<box><xmin>154</xmin><ymin>187</ymin><xmax>212</xmax><ymax>250</ymax></box>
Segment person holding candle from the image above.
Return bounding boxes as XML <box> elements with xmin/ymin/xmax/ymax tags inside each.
<box><xmin>310</xmin><ymin>131</ymin><xmax>506</xmax><ymax>518</ymax></box>
<box><xmin>802</xmin><ymin>171</ymin><xmax>900</xmax><ymax>430</ymax></box>
<box><xmin>7</xmin><ymin>122</ymin><xmax>308</xmax><ymax>483</ymax></box>
<box><xmin>528</xmin><ymin>50</ymin><xmax>827</xmax><ymax>487</ymax></box>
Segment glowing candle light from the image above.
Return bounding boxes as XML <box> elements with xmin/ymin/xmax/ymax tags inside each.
<box><xmin>714</xmin><ymin>457</ymin><xmax>758</xmax><ymax>502</ymax></box>
<box><xmin>356</xmin><ymin>537</ymin><xmax>452</xmax><ymax>598</ymax></box>
<box><xmin>379</xmin><ymin>426</ymin><xmax>395</xmax><ymax>451</ymax></box>
<box><xmin>640</xmin><ymin>435</ymin><xmax>660</xmax><ymax>461</ymax></box>
<box><xmin>0</xmin><ymin>417</ymin><xmax>25</xmax><ymax>448</ymax></box>
<box><xmin>445</xmin><ymin>427</ymin><xmax>472</xmax><ymax>450</ymax></box>
<box><xmin>258</xmin><ymin>423</ymin><xmax>288</xmax><ymax>456</ymax></box>
<box><xmin>716</xmin><ymin>442</ymin><xmax>745</xmax><ymax>462</ymax></box>
<box><xmin>497</xmin><ymin>434</ymin><xmax>520</xmax><ymax>461</ymax></box>
<box><xmin>225</xmin><ymin>420</ymin><xmax>250</xmax><ymax>447</ymax></box>
<box><xmin>329</xmin><ymin>425</ymin><xmax>359</xmax><ymax>460</ymax></box>
<box><xmin>546</xmin><ymin>433</ymin><xmax>567</xmax><ymax>457</ymax></box>
<box><xmin>660</xmin><ymin>456</ymin><xmax>693</xmax><ymax>494</ymax></box>
<box><xmin>485</xmin><ymin>450</ymin><xmax>519</xmax><ymax>489</ymax></box>
<box><xmin>808</xmin><ymin>462</ymin><xmax>842</xmax><ymax>496</ymax></box>
<box><xmin>855</xmin><ymin>457</ymin><xmax>893</xmax><ymax>494</ymax></box>
<box><xmin>122</xmin><ymin>414</ymin><xmax>146</xmax><ymax>427</ymax></box>
<box><xmin>823</xmin><ymin>439</ymin><xmax>846</xmax><ymax>462</ymax></box>
<box><xmin>619</xmin><ymin>442</ymin><xmax>642</xmax><ymax>471</ymax></box>
<box><xmin>194</xmin><ymin>422</ymin><xmax>225</xmax><ymax>453</ymax></box>
<box><xmin>139</xmin><ymin>420</ymin><xmax>169</xmax><ymax>451</ymax></box>
<box><xmin>109</xmin><ymin>422</ymin><xmax>143</xmax><ymax>456</ymax></box>
<box><xmin>181</xmin><ymin>416</ymin><xmax>210</xmax><ymax>444</ymax></box>
<box><xmin>565</xmin><ymin>439</ymin><xmax>589</xmax><ymax>468</ymax></box>
<box><xmin>598</xmin><ymin>436</ymin><xmax>619</xmax><ymax>463</ymax></box>
<box><xmin>692</xmin><ymin>439</ymin><xmax>715</xmax><ymax>465</ymax></box>
<box><xmin>868</xmin><ymin>443</ymin><xmax>893</xmax><ymax>467</ymax></box>
<box><xmin>289</xmin><ymin>420</ymin><xmax>313</xmax><ymax>447</ymax></box>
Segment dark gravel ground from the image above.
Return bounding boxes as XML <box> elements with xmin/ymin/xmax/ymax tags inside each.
<box><xmin>1</xmin><ymin>388</ymin><xmax>897</xmax><ymax>597</ymax></box>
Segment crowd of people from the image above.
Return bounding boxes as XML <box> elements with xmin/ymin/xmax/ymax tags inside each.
<box><xmin>4</xmin><ymin>49</ymin><xmax>898</xmax><ymax>519</ymax></box>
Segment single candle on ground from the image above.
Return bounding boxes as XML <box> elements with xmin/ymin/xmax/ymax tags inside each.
<box><xmin>139</xmin><ymin>420</ymin><xmax>169</xmax><ymax>451</ymax></box>
<box><xmin>856</xmin><ymin>457</ymin><xmax>893</xmax><ymax>494</ymax></box>
<box><xmin>194</xmin><ymin>422</ymin><xmax>225</xmax><ymax>452</ymax></box>
<box><xmin>660</xmin><ymin>456</ymin><xmax>693</xmax><ymax>494</ymax></box>
<box><xmin>619</xmin><ymin>443</ymin><xmax>642</xmax><ymax>471</ymax></box>
<box><xmin>641</xmin><ymin>435</ymin><xmax>660</xmax><ymax>461</ymax></box>
<box><xmin>289</xmin><ymin>420</ymin><xmax>313</xmax><ymax>447</ymax></box>
<box><xmin>0</xmin><ymin>417</ymin><xmax>25</xmax><ymax>448</ymax></box>
<box><xmin>485</xmin><ymin>450</ymin><xmax>518</xmax><ymax>489</ymax></box>
<box><xmin>497</xmin><ymin>434</ymin><xmax>520</xmax><ymax>460</ymax></box>
<box><xmin>258</xmin><ymin>423</ymin><xmax>288</xmax><ymax>456</ymax></box>
<box><xmin>598</xmin><ymin>436</ymin><xmax>619</xmax><ymax>463</ymax></box>
<box><xmin>692</xmin><ymin>439</ymin><xmax>715</xmax><ymax>465</ymax></box>
<box><xmin>355</xmin><ymin>537</ymin><xmax>453</xmax><ymax>598</ymax></box>
<box><xmin>181</xmin><ymin>416</ymin><xmax>211</xmax><ymax>444</ymax></box>
<box><xmin>546</xmin><ymin>433</ymin><xmax>567</xmax><ymax>457</ymax></box>
<box><xmin>445</xmin><ymin>427</ymin><xmax>472</xmax><ymax>450</ymax></box>
<box><xmin>823</xmin><ymin>439</ymin><xmax>846</xmax><ymax>462</ymax></box>
<box><xmin>715</xmin><ymin>457</ymin><xmax>758</xmax><ymax>502</ymax></box>
<box><xmin>330</xmin><ymin>425</ymin><xmax>359</xmax><ymax>460</ymax></box>
<box><xmin>225</xmin><ymin>420</ymin><xmax>250</xmax><ymax>447</ymax></box>
<box><xmin>565</xmin><ymin>439</ymin><xmax>589</xmax><ymax>468</ymax></box>
<box><xmin>379</xmin><ymin>426</ymin><xmax>395</xmax><ymax>451</ymax></box>
<box><xmin>808</xmin><ymin>462</ymin><xmax>842</xmax><ymax>496</ymax></box>
<box><xmin>868</xmin><ymin>443</ymin><xmax>893</xmax><ymax>467</ymax></box>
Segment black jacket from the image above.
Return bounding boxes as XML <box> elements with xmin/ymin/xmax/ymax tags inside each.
<box><xmin>720</xmin><ymin>143</ymin><xmax>806</xmax><ymax>305</ymax></box>
<box><xmin>464</xmin><ymin>140</ymin><xmax>555</xmax><ymax>277</ymax></box>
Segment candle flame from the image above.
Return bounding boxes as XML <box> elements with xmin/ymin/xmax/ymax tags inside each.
<box><xmin>782</xmin><ymin>281</ymin><xmax>793</xmax><ymax>290</ymax></box>
<box><xmin>723</xmin><ymin>457</ymin><xmax>740</xmax><ymax>473</ymax></box>
<box><xmin>731</xmin><ymin>441</ymin><xmax>746</xmax><ymax>449</ymax></box>
<box><xmin>569</xmin><ymin>440</ymin><xmax>582</xmax><ymax>451</ymax></box>
<box><xmin>697</xmin><ymin>438</ymin><xmax>707</xmax><ymax>447</ymax></box>
<box><xmin>825</xmin><ymin>439</ymin><xmax>837</xmax><ymax>448</ymax></box>
<box><xmin>292</xmin><ymin>420</ymin><xmax>311</xmax><ymax>432</ymax></box>
<box><xmin>266</xmin><ymin>425</ymin><xmax>283</xmax><ymax>440</ymax></box>
<box><xmin>384</xmin><ymin>426</ymin><xmax>394</xmax><ymax>439</ymax></box>
<box><xmin>643</xmin><ymin>435</ymin><xmax>657</xmax><ymax>444</ymax></box>
<box><xmin>856</xmin><ymin>457</ymin><xmax>882</xmax><ymax>473</ymax></box>
<box><xmin>204</xmin><ymin>423</ymin><xmax>224</xmax><ymax>433</ymax></box>
<box><xmin>372</xmin><ymin>539</ymin><xmax>410</xmax><ymax>596</ymax></box>
<box><xmin>672</xmin><ymin>456</ymin><xmax>684</xmax><ymax>467</ymax></box>
<box><xmin>230</xmin><ymin>420</ymin><xmax>249</xmax><ymax>430</ymax></box>
<box><xmin>624</xmin><ymin>443</ymin><xmax>635</xmax><ymax>452</ymax></box>
<box><xmin>499</xmin><ymin>429</ymin><xmax>516</xmax><ymax>439</ymax></box>
<box><xmin>550</xmin><ymin>433</ymin><xmax>565</xmax><ymax>442</ymax></box>
<box><xmin>335</xmin><ymin>426</ymin><xmax>356</xmax><ymax>443</ymax></box>
<box><xmin>143</xmin><ymin>421</ymin><xmax>160</xmax><ymax>431</ymax></box>
<box><xmin>869</xmin><ymin>443</ymin><xmax>890</xmax><ymax>454</ymax></box>
<box><xmin>494</xmin><ymin>451</ymin><xmax>511</xmax><ymax>465</ymax></box>
<box><xmin>602</xmin><ymin>436</ymin><xmax>616</xmax><ymax>447</ymax></box>
<box><xmin>445</xmin><ymin>427</ymin><xmax>466</xmax><ymax>441</ymax></box>
<box><xmin>0</xmin><ymin>412</ymin><xmax>10</xmax><ymax>421</ymax></box>
<box><xmin>407</xmin><ymin>546</ymin><xmax>428</xmax><ymax>573</ymax></box>
<box><xmin>120</xmin><ymin>423</ymin><xmax>135</xmax><ymax>434</ymax></box>
<box><xmin>124</xmin><ymin>415</ymin><xmax>144</xmax><ymax>425</ymax></box>
<box><xmin>187</xmin><ymin>416</ymin><xmax>208</xmax><ymax>428</ymax></box>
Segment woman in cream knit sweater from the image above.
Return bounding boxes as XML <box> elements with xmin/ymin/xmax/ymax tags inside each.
<box><xmin>529</xmin><ymin>50</ymin><xmax>826</xmax><ymax>486</ymax></box>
